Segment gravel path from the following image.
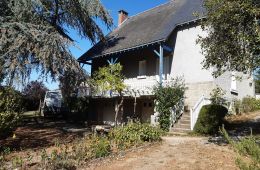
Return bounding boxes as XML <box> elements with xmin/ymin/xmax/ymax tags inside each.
<box><xmin>86</xmin><ymin>136</ymin><xmax>238</xmax><ymax>170</ymax></box>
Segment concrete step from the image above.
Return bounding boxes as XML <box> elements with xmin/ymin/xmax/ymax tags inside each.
<box><xmin>175</xmin><ymin>122</ymin><xmax>190</xmax><ymax>126</ymax></box>
<box><xmin>179</xmin><ymin>117</ymin><xmax>190</xmax><ymax>122</ymax></box>
<box><xmin>174</xmin><ymin>124</ymin><xmax>190</xmax><ymax>129</ymax></box>
<box><xmin>172</xmin><ymin>128</ymin><xmax>191</xmax><ymax>133</ymax></box>
<box><xmin>167</xmin><ymin>131</ymin><xmax>188</xmax><ymax>136</ymax></box>
<box><xmin>178</xmin><ymin>120</ymin><xmax>190</xmax><ymax>124</ymax></box>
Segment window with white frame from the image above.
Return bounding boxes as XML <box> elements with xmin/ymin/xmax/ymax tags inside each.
<box><xmin>139</xmin><ymin>60</ymin><xmax>146</xmax><ymax>76</ymax></box>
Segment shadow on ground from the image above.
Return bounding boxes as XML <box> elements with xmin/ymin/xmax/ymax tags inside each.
<box><xmin>208</xmin><ymin>112</ymin><xmax>260</xmax><ymax>145</ymax></box>
<box><xmin>0</xmin><ymin>118</ymin><xmax>91</xmax><ymax>152</ymax></box>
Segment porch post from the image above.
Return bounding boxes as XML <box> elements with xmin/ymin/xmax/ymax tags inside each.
<box><xmin>154</xmin><ymin>44</ymin><xmax>164</xmax><ymax>85</ymax></box>
<box><xmin>159</xmin><ymin>45</ymin><xmax>164</xmax><ymax>85</ymax></box>
<box><xmin>134</xmin><ymin>96</ymin><xmax>137</xmax><ymax>116</ymax></box>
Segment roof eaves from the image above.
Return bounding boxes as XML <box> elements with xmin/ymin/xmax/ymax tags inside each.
<box><xmin>79</xmin><ymin>38</ymin><xmax>166</xmax><ymax>61</ymax></box>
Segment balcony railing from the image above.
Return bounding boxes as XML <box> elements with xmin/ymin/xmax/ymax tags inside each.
<box><xmin>78</xmin><ymin>74</ymin><xmax>172</xmax><ymax>98</ymax></box>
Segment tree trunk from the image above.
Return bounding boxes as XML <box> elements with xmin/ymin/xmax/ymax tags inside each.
<box><xmin>115</xmin><ymin>96</ymin><xmax>124</xmax><ymax>126</ymax></box>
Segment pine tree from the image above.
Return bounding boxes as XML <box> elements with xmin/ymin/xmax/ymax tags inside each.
<box><xmin>0</xmin><ymin>0</ymin><xmax>113</xmax><ymax>84</ymax></box>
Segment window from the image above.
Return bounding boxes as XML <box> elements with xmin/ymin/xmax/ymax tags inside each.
<box><xmin>139</xmin><ymin>60</ymin><xmax>146</xmax><ymax>76</ymax></box>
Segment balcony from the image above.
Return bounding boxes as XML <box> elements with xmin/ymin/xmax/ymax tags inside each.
<box><xmin>77</xmin><ymin>74</ymin><xmax>172</xmax><ymax>98</ymax></box>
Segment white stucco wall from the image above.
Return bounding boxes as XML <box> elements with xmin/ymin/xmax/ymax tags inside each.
<box><xmin>170</xmin><ymin>26</ymin><xmax>214</xmax><ymax>83</ymax></box>
<box><xmin>214</xmin><ymin>72</ymin><xmax>255</xmax><ymax>100</ymax></box>
<box><xmin>170</xmin><ymin>25</ymin><xmax>255</xmax><ymax>107</ymax></box>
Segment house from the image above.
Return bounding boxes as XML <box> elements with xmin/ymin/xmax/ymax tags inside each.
<box><xmin>78</xmin><ymin>0</ymin><xmax>255</xmax><ymax>130</ymax></box>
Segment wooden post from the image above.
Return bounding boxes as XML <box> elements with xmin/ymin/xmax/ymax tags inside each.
<box><xmin>159</xmin><ymin>45</ymin><xmax>164</xmax><ymax>85</ymax></box>
<box><xmin>154</xmin><ymin>45</ymin><xmax>164</xmax><ymax>85</ymax></box>
<box><xmin>133</xmin><ymin>96</ymin><xmax>137</xmax><ymax>117</ymax></box>
<box><xmin>115</xmin><ymin>99</ymin><xmax>118</xmax><ymax>126</ymax></box>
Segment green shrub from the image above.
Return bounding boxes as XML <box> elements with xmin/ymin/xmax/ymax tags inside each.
<box><xmin>0</xmin><ymin>86</ymin><xmax>23</xmax><ymax>112</ymax></box>
<box><xmin>153</xmin><ymin>78</ymin><xmax>186</xmax><ymax>131</ymax></box>
<box><xmin>0</xmin><ymin>87</ymin><xmax>23</xmax><ymax>138</ymax></box>
<box><xmin>90</xmin><ymin>137</ymin><xmax>110</xmax><ymax>158</ymax></box>
<box><xmin>194</xmin><ymin>104</ymin><xmax>228</xmax><ymax>134</ymax></box>
<box><xmin>241</xmin><ymin>97</ymin><xmax>257</xmax><ymax>113</ymax></box>
<box><xmin>210</xmin><ymin>87</ymin><xmax>226</xmax><ymax>105</ymax></box>
<box><xmin>0</xmin><ymin>112</ymin><xmax>20</xmax><ymax>138</ymax></box>
<box><xmin>109</xmin><ymin>123</ymin><xmax>163</xmax><ymax>149</ymax></box>
<box><xmin>233</xmin><ymin>97</ymin><xmax>260</xmax><ymax>114</ymax></box>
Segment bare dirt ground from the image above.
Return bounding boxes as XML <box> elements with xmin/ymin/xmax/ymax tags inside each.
<box><xmin>86</xmin><ymin>137</ymin><xmax>238</xmax><ymax>170</ymax></box>
<box><xmin>1</xmin><ymin>111</ymin><xmax>259</xmax><ymax>169</ymax></box>
<box><xmin>0</xmin><ymin>119</ymin><xmax>87</xmax><ymax>152</ymax></box>
<box><xmin>86</xmin><ymin>111</ymin><xmax>260</xmax><ymax>170</ymax></box>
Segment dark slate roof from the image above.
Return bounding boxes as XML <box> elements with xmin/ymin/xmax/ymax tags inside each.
<box><xmin>78</xmin><ymin>0</ymin><xmax>205</xmax><ymax>62</ymax></box>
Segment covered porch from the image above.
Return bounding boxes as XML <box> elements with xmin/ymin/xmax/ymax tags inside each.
<box><xmin>88</xmin><ymin>97</ymin><xmax>155</xmax><ymax>126</ymax></box>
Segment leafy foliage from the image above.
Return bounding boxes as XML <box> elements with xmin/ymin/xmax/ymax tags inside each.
<box><xmin>0</xmin><ymin>86</ymin><xmax>23</xmax><ymax>138</ymax></box>
<box><xmin>92</xmin><ymin>63</ymin><xmax>125</xmax><ymax>96</ymax></box>
<box><xmin>153</xmin><ymin>78</ymin><xmax>186</xmax><ymax>131</ymax></box>
<box><xmin>233</xmin><ymin>97</ymin><xmax>260</xmax><ymax>114</ymax></box>
<box><xmin>90</xmin><ymin>137</ymin><xmax>111</xmax><ymax>158</ymax></box>
<box><xmin>0</xmin><ymin>59</ymin><xmax>5</xmax><ymax>84</ymax></box>
<box><xmin>210</xmin><ymin>87</ymin><xmax>226</xmax><ymax>105</ymax></box>
<box><xmin>194</xmin><ymin>104</ymin><xmax>228</xmax><ymax>134</ymax></box>
<box><xmin>109</xmin><ymin>123</ymin><xmax>163</xmax><ymax>150</ymax></box>
<box><xmin>22</xmin><ymin>81</ymin><xmax>48</xmax><ymax>111</ymax></box>
<box><xmin>198</xmin><ymin>0</ymin><xmax>260</xmax><ymax>77</ymax></box>
<box><xmin>59</xmin><ymin>70</ymin><xmax>89</xmax><ymax>109</ymax></box>
<box><xmin>221</xmin><ymin>127</ymin><xmax>260</xmax><ymax>170</ymax></box>
<box><xmin>0</xmin><ymin>86</ymin><xmax>23</xmax><ymax>113</ymax></box>
<box><xmin>0</xmin><ymin>0</ymin><xmax>112</xmax><ymax>84</ymax></box>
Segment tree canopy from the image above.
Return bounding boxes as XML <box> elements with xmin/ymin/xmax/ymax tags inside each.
<box><xmin>198</xmin><ymin>0</ymin><xmax>260</xmax><ymax>77</ymax></box>
<box><xmin>22</xmin><ymin>80</ymin><xmax>48</xmax><ymax>110</ymax></box>
<box><xmin>92</xmin><ymin>63</ymin><xmax>125</xmax><ymax>96</ymax></box>
<box><xmin>0</xmin><ymin>0</ymin><xmax>113</xmax><ymax>84</ymax></box>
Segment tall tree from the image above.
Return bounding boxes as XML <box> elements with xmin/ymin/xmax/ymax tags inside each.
<box><xmin>22</xmin><ymin>81</ymin><xmax>48</xmax><ymax>110</ymax></box>
<box><xmin>198</xmin><ymin>0</ymin><xmax>260</xmax><ymax>77</ymax></box>
<box><xmin>0</xmin><ymin>0</ymin><xmax>112</xmax><ymax>84</ymax></box>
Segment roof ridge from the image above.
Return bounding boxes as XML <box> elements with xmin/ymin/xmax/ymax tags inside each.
<box><xmin>129</xmin><ymin>0</ymin><xmax>173</xmax><ymax>19</ymax></box>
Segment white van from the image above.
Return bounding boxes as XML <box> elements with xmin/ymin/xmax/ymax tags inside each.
<box><xmin>42</xmin><ymin>90</ymin><xmax>64</xmax><ymax>117</ymax></box>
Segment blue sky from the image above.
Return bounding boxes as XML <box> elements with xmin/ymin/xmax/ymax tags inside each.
<box><xmin>33</xmin><ymin>0</ymin><xmax>168</xmax><ymax>90</ymax></box>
